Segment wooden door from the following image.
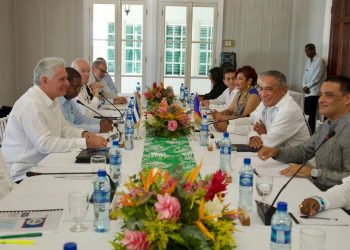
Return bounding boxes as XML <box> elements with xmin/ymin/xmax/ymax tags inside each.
<box><xmin>328</xmin><ymin>0</ymin><xmax>350</xmax><ymax>77</ymax></box>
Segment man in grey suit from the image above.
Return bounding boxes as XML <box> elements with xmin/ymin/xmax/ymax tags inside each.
<box><xmin>258</xmin><ymin>75</ymin><xmax>350</xmax><ymax>190</ymax></box>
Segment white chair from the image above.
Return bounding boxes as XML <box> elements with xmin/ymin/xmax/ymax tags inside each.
<box><xmin>288</xmin><ymin>90</ymin><xmax>304</xmax><ymax>110</ymax></box>
<box><xmin>0</xmin><ymin>116</ymin><xmax>8</xmax><ymax>146</ymax></box>
<box><xmin>0</xmin><ymin>150</ymin><xmax>14</xmax><ymax>200</ymax></box>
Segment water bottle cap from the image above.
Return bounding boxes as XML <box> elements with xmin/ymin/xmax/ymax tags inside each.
<box><xmin>112</xmin><ymin>140</ymin><xmax>119</xmax><ymax>146</ymax></box>
<box><xmin>181</xmin><ymin>83</ymin><xmax>184</xmax><ymax>85</ymax></box>
<box><xmin>63</xmin><ymin>242</ymin><xmax>77</xmax><ymax>250</ymax></box>
<box><xmin>203</xmin><ymin>114</ymin><xmax>207</xmax><ymax>119</ymax></box>
<box><xmin>97</xmin><ymin>169</ymin><xmax>107</xmax><ymax>177</ymax></box>
<box><xmin>243</xmin><ymin>158</ymin><xmax>251</xmax><ymax>164</ymax></box>
<box><xmin>276</xmin><ymin>201</ymin><xmax>288</xmax><ymax>212</ymax></box>
<box><xmin>130</xmin><ymin>96</ymin><xmax>134</xmax><ymax>99</ymax></box>
<box><xmin>223</xmin><ymin>132</ymin><xmax>229</xmax><ymax>138</ymax></box>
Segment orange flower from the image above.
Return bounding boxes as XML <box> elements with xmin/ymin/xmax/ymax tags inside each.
<box><xmin>120</xmin><ymin>193</ymin><xmax>134</xmax><ymax>207</ymax></box>
<box><xmin>140</xmin><ymin>167</ymin><xmax>160</xmax><ymax>192</ymax></box>
<box><xmin>185</xmin><ymin>159</ymin><xmax>202</xmax><ymax>183</ymax></box>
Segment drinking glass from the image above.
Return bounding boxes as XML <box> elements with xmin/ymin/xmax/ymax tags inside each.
<box><xmin>68</xmin><ymin>191</ymin><xmax>89</xmax><ymax>232</ymax></box>
<box><xmin>90</xmin><ymin>155</ymin><xmax>106</xmax><ymax>172</ymax></box>
<box><xmin>255</xmin><ymin>175</ymin><xmax>273</xmax><ymax>202</ymax></box>
<box><xmin>300</xmin><ymin>227</ymin><xmax>326</xmax><ymax>250</ymax></box>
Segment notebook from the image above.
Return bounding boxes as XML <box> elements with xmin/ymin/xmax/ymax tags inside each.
<box><xmin>75</xmin><ymin>148</ymin><xmax>110</xmax><ymax>164</ymax></box>
<box><xmin>0</xmin><ymin>209</ymin><xmax>64</xmax><ymax>233</ymax></box>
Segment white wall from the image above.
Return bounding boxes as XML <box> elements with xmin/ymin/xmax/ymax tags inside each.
<box><xmin>13</xmin><ymin>0</ymin><xmax>85</xmax><ymax>98</ymax></box>
<box><xmin>0</xmin><ymin>0</ymin><xmax>331</xmax><ymax>105</ymax></box>
<box><xmin>223</xmin><ymin>0</ymin><xmax>328</xmax><ymax>92</ymax></box>
<box><xmin>0</xmin><ymin>0</ymin><xmax>15</xmax><ymax>106</ymax></box>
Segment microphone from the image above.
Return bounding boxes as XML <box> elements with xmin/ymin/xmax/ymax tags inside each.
<box><xmin>76</xmin><ymin>100</ymin><xmax>120</xmax><ymax>131</ymax></box>
<box><xmin>26</xmin><ymin>171</ymin><xmax>117</xmax><ymax>203</ymax></box>
<box><xmin>98</xmin><ymin>92</ymin><xmax>124</xmax><ymax>118</ymax></box>
<box><xmin>76</xmin><ymin>100</ymin><xmax>107</xmax><ymax>119</ymax></box>
<box><xmin>256</xmin><ymin>130</ymin><xmax>336</xmax><ymax>225</ymax></box>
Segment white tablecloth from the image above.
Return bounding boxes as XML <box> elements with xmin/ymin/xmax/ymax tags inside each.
<box><xmin>1</xmin><ymin>127</ymin><xmax>350</xmax><ymax>249</ymax></box>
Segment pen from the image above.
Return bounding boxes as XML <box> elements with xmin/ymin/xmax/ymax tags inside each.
<box><xmin>0</xmin><ymin>239</ymin><xmax>35</xmax><ymax>245</ymax></box>
<box><xmin>253</xmin><ymin>168</ymin><xmax>261</xmax><ymax>177</ymax></box>
<box><xmin>0</xmin><ymin>232</ymin><xmax>42</xmax><ymax>239</ymax></box>
<box><xmin>300</xmin><ymin>215</ymin><xmax>338</xmax><ymax>221</ymax></box>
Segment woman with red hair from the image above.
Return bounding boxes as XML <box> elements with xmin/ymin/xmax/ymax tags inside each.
<box><xmin>213</xmin><ymin>65</ymin><xmax>260</xmax><ymax>132</ymax></box>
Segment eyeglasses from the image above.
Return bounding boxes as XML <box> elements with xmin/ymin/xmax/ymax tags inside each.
<box><xmin>95</xmin><ymin>67</ymin><xmax>108</xmax><ymax>74</ymax></box>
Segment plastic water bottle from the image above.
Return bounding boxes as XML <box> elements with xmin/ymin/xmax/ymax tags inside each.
<box><xmin>136</xmin><ymin>82</ymin><xmax>141</xmax><ymax>94</ymax></box>
<box><xmin>199</xmin><ymin>114</ymin><xmax>209</xmax><ymax>146</ymax></box>
<box><xmin>220</xmin><ymin>132</ymin><xmax>232</xmax><ymax>172</ymax></box>
<box><xmin>129</xmin><ymin>96</ymin><xmax>135</xmax><ymax>109</ymax></box>
<box><xmin>63</xmin><ymin>242</ymin><xmax>77</xmax><ymax>250</ymax></box>
<box><xmin>109</xmin><ymin>140</ymin><xmax>122</xmax><ymax>186</ymax></box>
<box><xmin>93</xmin><ymin>169</ymin><xmax>110</xmax><ymax>232</ymax></box>
<box><xmin>184</xmin><ymin>87</ymin><xmax>189</xmax><ymax>104</ymax></box>
<box><xmin>180</xmin><ymin>83</ymin><xmax>185</xmax><ymax>101</ymax></box>
<box><xmin>238</xmin><ymin>158</ymin><xmax>253</xmax><ymax>211</ymax></box>
<box><xmin>125</xmin><ymin>113</ymin><xmax>134</xmax><ymax>150</ymax></box>
<box><xmin>271</xmin><ymin>201</ymin><xmax>292</xmax><ymax>250</ymax></box>
<box><xmin>188</xmin><ymin>93</ymin><xmax>194</xmax><ymax>110</ymax></box>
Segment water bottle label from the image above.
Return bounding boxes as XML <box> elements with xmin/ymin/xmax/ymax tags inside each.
<box><xmin>109</xmin><ymin>155</ymin><xmax>121</xmax><ymax>165</ymax></box>
<box><xmin>200</xmin><ymin>124</ymin><xmax>208</xmax><ymax>131</ymax></box>
<box><xmin>239</xmin><ymin>174</ymin><xmax>253</xmax><ymax>187</ymax></box>
<box><xmin>93</xmin><ymin>191</ymin><xmax>110</xmax><ymax>203</ymax></box>
<box><xmin>220</xmin><ymin>146</ymin><xmax>232</xmax><ymax>155</ymax></box>
<box><xmin>271</xmin><ymin>226</ymin><xmax>291</xmax><ymax>245</ymax></box>
<box><xmin>125</xmin><ymin>128</ymin><xmax>134</xmax><ymax>134</ymax></box>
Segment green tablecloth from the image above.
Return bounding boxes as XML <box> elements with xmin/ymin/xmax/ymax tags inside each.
<box><xmin>141</xmin><ymin>134</ymin><xmax>196</xmax><ymax>172</ymax></box>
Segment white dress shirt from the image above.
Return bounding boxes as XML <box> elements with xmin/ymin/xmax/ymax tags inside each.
<box><xmin>247</xmin><ymin>93</ymin><xmax>310</xmax><ymax>147</ymax></box>
<box><xmin>76</xmin><ymin>83</ymin><xmax>101</xmax><ymax>117</ymax></box>
<box><xmin>318</xmin><ymin>175</ymin><xmax>350</xmax><ymax>210</ymax></box>
<box><xmin>59</xmin><ymin>96</ymin><xmax>100</xmax><ymax>133</ymax></box>
<box><xmin>303</xmin><ymin>54</ymin><xmax>326</xmax><ymax>97</ymax></box>
<box><xmin>2</xmin><ymin>86</ymin><xmax>86</xmax><ymax>181</ymax></box>
<box><xmin>209</xmin><ymin>88</ymin><xmax>238</xmax><ymax>111</ymax></box>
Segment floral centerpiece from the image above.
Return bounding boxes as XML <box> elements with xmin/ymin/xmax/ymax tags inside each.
<box><xmin>144</xmin><ymin>98</ymin><xmax>192</xmax><ymax>138</ymax></box>
<box><xmin>144</xmin><ymin>82</ymin><xmax>176</xmax><ymax>111</ymax></box>
<box><xmin>111</xmin><ymin>164</ymin><xmax>238</xmax><ymax>250</ymax></box>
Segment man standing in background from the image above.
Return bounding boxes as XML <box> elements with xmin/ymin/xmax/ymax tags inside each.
<box><xmin>303</xmin><ymin>43</ymin><xmax>326</xmax><ymax>134</ymax></box>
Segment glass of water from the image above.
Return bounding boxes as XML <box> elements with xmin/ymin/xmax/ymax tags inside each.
<box><xmin>90</xmin><ymin>155</ymin><xmax>107</xmax><ymax>172</ymax></box>
<box><xmin>255</xmin><ymin>175</ymin><xmax>273</xmax><ymax>203</ymax></box>
<box><xmin>300</xmin><ymin>227</ymin><xmax>326</xmax><ymax>250</ymax></box>
<box><xmin>68</xmin><ymin>191</ymin><xmax>89</xmax><ymax>232</ymax></box>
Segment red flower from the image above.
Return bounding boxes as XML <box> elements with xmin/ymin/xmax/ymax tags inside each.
<box><xmin>204</xmin><ymin>170</ymin><xmax>228</xmax><ymax>201</ymax></box>
<box><xmin>152</xmin><ymin>82</ymin><xmax>157</xmax><ymax>89</ymax></box>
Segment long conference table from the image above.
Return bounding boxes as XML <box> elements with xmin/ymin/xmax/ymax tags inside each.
<box><xmin>1</xmin><ymin>106</ymin><xmax>350</xmax><ymax>249</ymax></box>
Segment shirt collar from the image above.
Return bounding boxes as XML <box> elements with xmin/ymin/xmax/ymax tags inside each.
<box><xmin>33</xmin><ymin>85</ymin><xmax>55</xmax><ymax>108</ymax></box>
<box><xmin>329</xmin><ymin>112</ymin><xmax>350</xmax><ymax>128</ymax></box>
<box><xmin>58</xmin><ymin>96</ymin><xmax>69</xmax><ymax>105</ymax></box>
<box><xmin>265</xmin><ymin>92</ymin><xmax>290</xmax><ymax>110</ymax></box>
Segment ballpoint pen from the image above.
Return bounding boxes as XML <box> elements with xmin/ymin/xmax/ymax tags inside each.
<box><xmin>300</xmin><ymin>215</ymin><xmax>338</xmax><ymax>221</ymax></box>
<box><xmin>0</xmin><ymin>232</ymin><xmax>42</xmax><ymax>239</ymax></box>
<box><xmin>0</xmin><ymin>239</ymin><xmax>35</xmax><ymax>245</ymax></box>
<box><xmin>253</xmin><ymin>168</ymin><xmax>261</xmax><ymax>177</ymax></box>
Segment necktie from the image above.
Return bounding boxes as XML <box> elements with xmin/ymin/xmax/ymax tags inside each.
<box><xmin>86</xmin><ymin>86</ymin><xmax>93</xmax><ymax>100</ymax></box>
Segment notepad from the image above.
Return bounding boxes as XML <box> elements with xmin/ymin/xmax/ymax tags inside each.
<box><xmin>0</xmin><ymin>209</ymin><xmax>64</xmax><ymax>233</ymax></box>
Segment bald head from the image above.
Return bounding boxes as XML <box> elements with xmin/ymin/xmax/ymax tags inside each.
<box><xmin>71</xmin><ymin>58</ymin><xmax>90</xmax><ymax>85</ymax></box>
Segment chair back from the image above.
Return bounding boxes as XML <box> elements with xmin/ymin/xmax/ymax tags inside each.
<box><xmin>0</xmin><ymin>116</ymin><xmax>8</xmax><ymax>146</ymax></box>
<box><xmin>288</xmin><ymin>90</ymin><xmax>304</xmax><ymax>110</ymax></box>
